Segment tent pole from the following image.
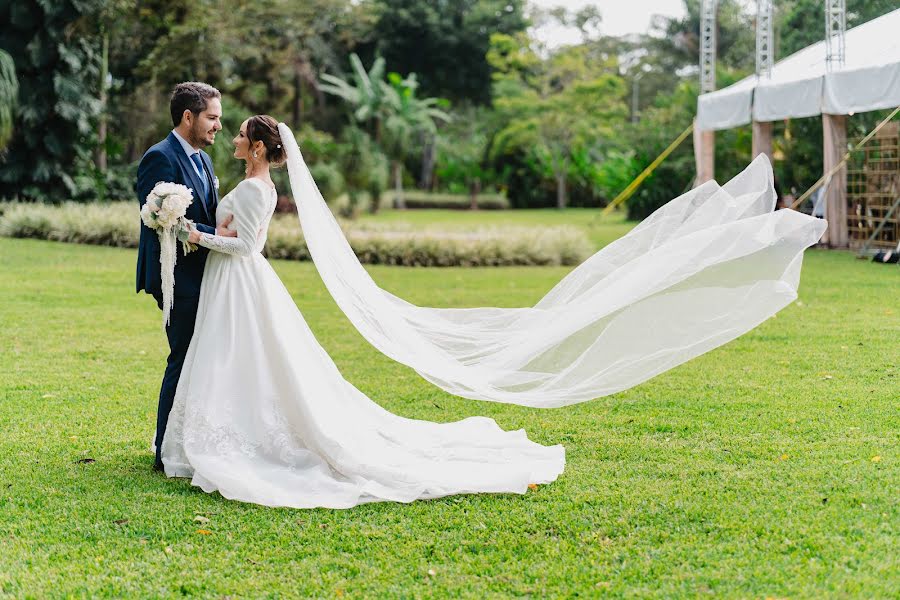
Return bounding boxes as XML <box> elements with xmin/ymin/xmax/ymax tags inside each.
<box><xmin>823</xmin><ymin>113</ymin><xmax>849</xmax><ymax>248</ymax></box>
<box><xmin>695</xmin><ymin>129</ymin><xmax>715</xmax><ymax>184</ymax></box>
<box><xmin>752</xmin><ymin>121</ymin><xmax>773</xmax><ymax>162</ymax></box>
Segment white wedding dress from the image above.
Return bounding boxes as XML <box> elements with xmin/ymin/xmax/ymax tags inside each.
<box><xmin>160</xmin><ymin>178</ymin><xmax>565</xmax><ymax>508</ymax></box>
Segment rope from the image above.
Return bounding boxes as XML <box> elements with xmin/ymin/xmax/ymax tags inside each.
<box><xmin>600</xmin><ymin>123</ymin><xmax>695</xmax><ymax>216</ymax></box>
<box><xmin>789</xmin><ymin>105</ymin><xmax>900</xmax><ymax>211</ymax></box>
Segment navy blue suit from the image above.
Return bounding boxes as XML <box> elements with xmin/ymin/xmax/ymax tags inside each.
<box><xmin>136</xmin><ymin>132</ymin><xmax>220</xmax><ymax>468</ymax></box>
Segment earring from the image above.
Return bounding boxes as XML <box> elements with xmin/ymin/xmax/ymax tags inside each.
<box><xmin>253</xmin><ymin>151</ymin><xmax>258</xmax><ymax>158</ymax></box>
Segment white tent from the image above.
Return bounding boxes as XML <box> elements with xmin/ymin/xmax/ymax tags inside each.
<box><xmin>694</xmin><ymin>8</ymin><xmax>900</xmax><ymax>248</ymax></box>
<box><xmin>697</xmin><ymin>8</ymin><xmax>900</xmax><ymax>130</ymax></box>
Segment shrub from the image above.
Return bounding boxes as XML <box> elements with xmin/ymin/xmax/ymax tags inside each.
<box><xmin>389</xmin><ymin>191</ymin><xmax>509</xmax><ymax>210</ymax></box>
<box><xmin>0</xmin><ymin>202</ymin><xmax>592</xmax><ymax>267</ymax></box>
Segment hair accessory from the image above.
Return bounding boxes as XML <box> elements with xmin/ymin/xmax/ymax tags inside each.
<box><xmin>276</xmin><ymin>144</ymin><xmax>281</xmax><ymax>148</ymax></box>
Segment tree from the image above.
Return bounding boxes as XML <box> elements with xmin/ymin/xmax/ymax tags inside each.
<box><xmin>335</xmin><ymin>126</ymin><xmax>388</xmax><ymax>217</ymax></box>
<box><xmin>436</xmin><ymin>106</ymin><xmax>496</xmax><ymax>208</ymax></box>
<box><xmin>648</xmin><ymin>0</ymin><xmax>755</xmax><ymax>75</ymax></box>
<box><xmin>321</xmin><ymin>54</ymin><xmax>450</xmax><ymax>211</ymax></box>
<box><xmin>371</xmin><ymin>0</ymin><xmax>529</xmax><ymax>104</ymax></box>
<box><xmin>0</xmin><ymin>50</ymin><xmax>17</xmax><ymax>150</ymax></box>
<box><xmin>488</xmin><ymin>34</ymin><xmax>628</xmax><ymax>208</ymax></box>
<box><xmin>0</xmin><ymin>0</ymin><xmax>106</xmax><ymax>200</ymax></box>
<box><xmin>511</xmin><ymin>77</ymin><xmax>626</xmax><ymax>209</ymax></box>
<box><xmin>320</xmin><ymin>54</ymin><xmax>390</xmax><ymax>143</ymax></box>
<box><xmin>379</xmin><ymin>73</ymin><xmax>450</xmax><ymax>208</ymax></box>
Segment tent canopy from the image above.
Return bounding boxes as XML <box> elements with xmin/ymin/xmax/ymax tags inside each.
<box><xmin>697</xmin><ymin>9</ymin><xmax>900</xmax><ymax>131</ymax></box>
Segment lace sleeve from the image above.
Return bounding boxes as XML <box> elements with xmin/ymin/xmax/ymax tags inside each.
<box><xmin>197</xmin><ymin>230</ymin><xmax>252</xmax><ymax>256</ymax></box>
<box><xmin>196</xmin><ymin>180</ymin><xmax>272</xmax><ymax>257</ymax></box>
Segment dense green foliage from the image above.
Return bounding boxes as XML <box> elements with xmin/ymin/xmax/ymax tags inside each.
<box><xmin>1</xmin><ymin>237</ymin><xmax>897</xmax><ymax>596</ymax></box>
<box><xmin>1</xmin><ymin>1</ymin><xmax>898</xmax><ymax>215</ymax></box>
<box><xmin>370</xmin><ymin>0</ymin><xmax>528</xmax><ymax>105</ymax></box>
<box><xmin>0</xmin><ymin>50</ymin><xmax>17</xmax><ymax>149</ymax></box>
<box><xmin>0</xmin><ymin>0</ymin><xmax>106</xmax><ymax>199</ymax></box>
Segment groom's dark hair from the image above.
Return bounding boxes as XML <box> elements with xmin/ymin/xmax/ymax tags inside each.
<box><xmin>170</xmin><ymin>82</ymin><xmax>221</xmax><ymax>127</ymax></box>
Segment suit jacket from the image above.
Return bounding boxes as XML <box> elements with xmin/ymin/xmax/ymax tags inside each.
<box><xmin>135</xmin><ymin>132</ymin><xmax>220</xmax><ymax>298</ymax></box>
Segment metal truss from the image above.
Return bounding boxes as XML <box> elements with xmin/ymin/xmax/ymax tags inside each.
<box><xmin>756</xmin><ymin>0</ymin><xmax>774</xmax><ymax>78</ymax></box>
<box><xmin>825</xmin><ymin>0</ymin><xmax>846</xmax><ymax>69</ymax></box>
<box><xmin>700</xmin><ymin>0</ymin><xmax>717</xmax><ymax>93</ymax></box>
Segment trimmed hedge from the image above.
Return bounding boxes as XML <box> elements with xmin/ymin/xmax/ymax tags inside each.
<box><xmin>391</xmin><ymin>191</ymin><xmax>509</xmax><ymax>210</ymax></box>
<box><xmin>0</xmin><ymin>202</ymin><xmax>591</xmax><ymax>267</ymax></box>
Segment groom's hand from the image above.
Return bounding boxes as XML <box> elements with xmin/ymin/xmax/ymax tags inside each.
<box><xmin>216</xmin><ymin>214</ymin><xmax>238</xmax><ymax>237</ymax></box>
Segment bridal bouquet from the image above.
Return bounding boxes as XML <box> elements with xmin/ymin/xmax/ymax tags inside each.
<box><xmin>140</xmin><ymin>182</ymin><xmax>197</xmax><ymax>327</ymax></box>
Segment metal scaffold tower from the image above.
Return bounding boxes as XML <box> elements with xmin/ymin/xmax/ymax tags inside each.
<box><xmin>700</xmin><ymin>0</ymin><xmax>717</xmax><ymax>93</ymax></box>
<box><xmin>825</xmin><ymin>0</ymin><xmax>847</xmax><ymax>69</ymax></box>
<box><xmin>756</xmin><ymin>0</ymin><xmax>774</xmax><ymax>78</ymax></box>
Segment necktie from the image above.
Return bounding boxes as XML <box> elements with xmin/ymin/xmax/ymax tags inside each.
<box><xmin>189</xmin><ymin>152</ymin><xmax>210</xmax><ymax>202</ymax></box>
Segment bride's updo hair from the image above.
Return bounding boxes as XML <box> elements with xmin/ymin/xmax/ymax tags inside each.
<box><xmin>246</xmin><ymin>115</ymin><xmax>286</xmax><ymax>166</ymax></box>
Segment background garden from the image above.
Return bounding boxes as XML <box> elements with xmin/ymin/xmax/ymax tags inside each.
<box><xmin>0</xmin><ymin>0</ymin><xmax>897</xmax><ymax>216</ymax></box>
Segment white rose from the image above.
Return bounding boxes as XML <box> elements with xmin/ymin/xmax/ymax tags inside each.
<box><xmin>140</xmin><ymin>202</ymin><xmax>158</xmax><ymax>229</ymax></box>
<box><xmin>156</xmin><ymin>203</ymin><xmax>179</xmax><ymax>228</ymax></box>
<box><xmin>153</xmin><ymin>182</ymin><xmax>181</xmax><ymax>197</ymax></box>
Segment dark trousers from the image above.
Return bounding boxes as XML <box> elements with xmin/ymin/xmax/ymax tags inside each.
<box><xmin>153</xmin><ymin>294</ymin><xmax>200</xmax><ymax>467</ymax></box>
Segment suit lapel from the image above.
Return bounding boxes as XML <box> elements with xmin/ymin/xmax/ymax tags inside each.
<box><xmin>165</xmin><ymin>132</ymin><xmax>212</xmax><ymax>223</ymax></box>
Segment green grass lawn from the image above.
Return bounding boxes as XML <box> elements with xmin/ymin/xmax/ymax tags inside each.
<box><xmin>0</xmin><ymin>236</ymin><xmax>897</xmax><ymax>597</ymax></box>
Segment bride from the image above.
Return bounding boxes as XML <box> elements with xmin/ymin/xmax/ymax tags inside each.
<box><xmin>162</xmin><ymin>115</ymin><xmax>565</xmax><ymax>508</ymax></box>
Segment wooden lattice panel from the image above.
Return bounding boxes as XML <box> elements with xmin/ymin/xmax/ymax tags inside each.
<box><xmin>847</xmin><ymin>122</ymin><xmax>900</xmax><ymax>251</ymax></box>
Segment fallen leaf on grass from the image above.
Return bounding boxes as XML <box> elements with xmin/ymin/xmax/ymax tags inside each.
<box><xmin>779</xmin><ymin>454</ymin><xmax>788</xmax><ymax>461</ymax></box>
<box><xmin>427</xmin><ymin>569</ymin><xmax>436</xmax><ymax>577</ymax></box>
<box><xmin>871</xmin><ymin>455</ymin><xmax>882</xmax><ymax>463</ymax></box>
<box><xmin>113</xmin><ymin>519</ymin><xmax>128</xmax><ymax>525</ymax></box>
<box><xmin>196</xmin><ymin>529</ymin><xmax>212</xmax><ymax>535</ymax></box>
<box><xmin>194</xmin><ymin>515</ymin><xmax>209</xmax><ymax>524</ymax></box>
<box><xmin>75</xmin><ymin>458</ymin><xmax>95</xmax><ymax>464</ymax></box>
<box><xmin>528</xmin><ymin>483</ymin><xmax>538</xmax><ymax>491</ymax></box>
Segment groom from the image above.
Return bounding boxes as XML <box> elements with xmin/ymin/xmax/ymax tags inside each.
<box><xmin>135</xmin><ymin>81</ymin><xmax>236</xmax><ymax>471</ymax></box>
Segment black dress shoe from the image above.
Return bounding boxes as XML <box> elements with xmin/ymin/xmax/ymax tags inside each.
<box><xmin>152</xmin><ymin>461</ymin><xmax>165</xmax><ymax>472</ymax></box>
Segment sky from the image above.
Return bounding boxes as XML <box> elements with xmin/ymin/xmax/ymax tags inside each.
<box><xmin>528</xmin><ymin>0</ymin><xmax>688</xmax><ymax>47</ymax></box>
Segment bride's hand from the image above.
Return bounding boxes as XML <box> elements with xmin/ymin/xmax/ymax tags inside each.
<box><xmin>188</xmin><ymin>227</ymin><xmax>201</xmax><ymax>244</ymax></box>
<box><xmin>216</xmin><ymin>214</ymin><xmax>237</xmax><ymax>238</ymax></box>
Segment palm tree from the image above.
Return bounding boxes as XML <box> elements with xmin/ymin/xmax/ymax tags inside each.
<box><xmin>320</xmin><ymin>54</ymin><xmax>389</xmax><ymax>143</ymax></box>
<box><xmin>321</xmin><ymin>54</ymin><xmax>450</xmax><ymax>211</ymax></box>
<box><xmin>380</xmin><ymin>72</ymin><xmax>450</xmax><ymax>208</ymax></box>
<box><xmin>0</xmin><ymin>49</ymin><xmax>18</xmax><ymax>150</ymax></box>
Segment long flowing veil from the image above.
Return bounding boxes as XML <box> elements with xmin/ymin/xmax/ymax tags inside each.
<box><xmin>277</xmin><ymin>123</ymin><xmax>827</xmax><ymax>408</ymax></box>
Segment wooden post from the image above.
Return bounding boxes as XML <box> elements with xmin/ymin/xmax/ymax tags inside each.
<box><xmin>822</xmin><ymin>113</ymin><xmax>848</xmax><ymax>247</ymax></box>
<box><xmin>752</xmin><ymin>120</ymin><xmax>773</xmax><ymax>162</ymax></box>
<box><xmin>694</xmin><ymin>127</ymin><xmax>715</xmax><ymax>184</ymax></box>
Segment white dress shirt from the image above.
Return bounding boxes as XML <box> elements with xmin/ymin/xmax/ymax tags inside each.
<box><xmin>171</xmin><ymin>129</ymin><xmax>204</xmax><ymax>181</ymax></box>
